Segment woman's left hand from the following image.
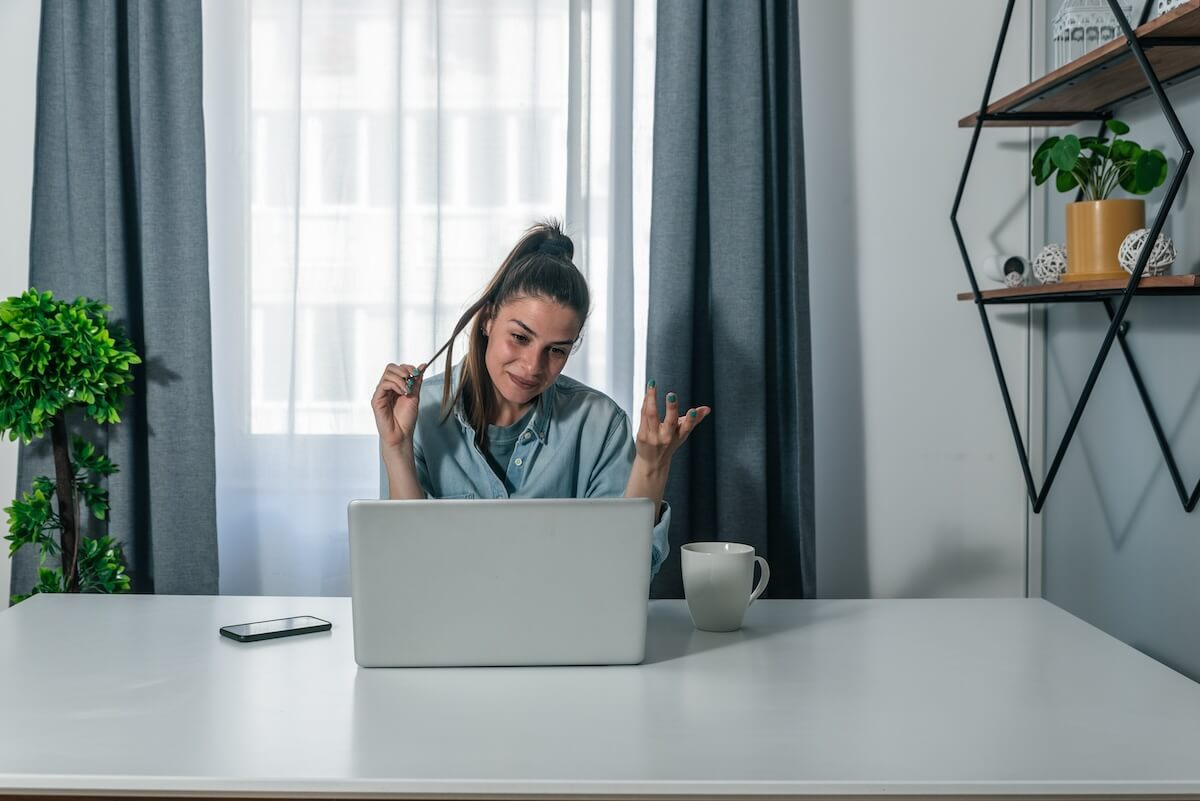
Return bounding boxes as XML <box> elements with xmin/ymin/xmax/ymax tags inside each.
<box><xmin>633</xmin><ymin>381</ymin><xmax>711</xmax><ymax>472</ymax></box>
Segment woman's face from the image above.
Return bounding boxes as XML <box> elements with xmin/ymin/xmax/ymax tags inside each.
<box><xmin>484</xmin><ymin>296</ymin><xmax>582</xmax><ymax>413</ymax></box>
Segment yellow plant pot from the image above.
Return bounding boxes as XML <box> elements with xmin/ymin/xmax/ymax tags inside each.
<box><xmin>1064</xmin><ymin>199</ymin><xmax>1145</xmax><ymax>282</ymax></box>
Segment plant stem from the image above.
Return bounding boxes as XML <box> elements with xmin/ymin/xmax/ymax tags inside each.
<box><xmin>50</xmin><ymin>413</ymin><xmax>79</xmax><ymax>592</ymax></box>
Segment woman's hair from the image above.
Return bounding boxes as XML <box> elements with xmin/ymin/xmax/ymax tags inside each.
<box><xmin>425</xmin><ymin>219</ymin><xmax>590</xmax><ymax>448</ymax></box>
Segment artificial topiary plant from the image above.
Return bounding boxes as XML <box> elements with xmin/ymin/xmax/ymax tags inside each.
<box><xmin>0</xmin><ymin>289</ymin><xmax>141</xmax><ymax>604</ymax></box>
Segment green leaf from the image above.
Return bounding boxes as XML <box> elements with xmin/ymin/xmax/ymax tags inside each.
<box><xmin>1151</xmin><ymin>149</ymin><xmax>1168</xmax><ymax>186</ymax></box>
<box><xmin>1032</xmin><ymin>149</ymin><xmax>1054</xmax><ymax>183</ymax></box>
<box><xmin>1033</xmin><ymin>136</ymin><xmax>1060</xmax><ymax>169</ymax></box>
<box><xmin>77</xmin><ymin>481</ymin><xmax>110</xmax><ymax>521</ymax></box>
<box><xmin>1106</xmin><ymin>119</ymin><xmax>1131</xmax><ymax>136</ymax></box>
<box><xmin>35</xmin><ymin>566</ymin><xmax>64</xmax><ymax>594</ymax></box>
<box><xmin>1131</xmin><ymin>151</ymin><xmax>1158</xmax><ymax>192</ymax></box>
<box><xmin>1109</xmin><ymin>139</ymin><xmax>1136</xmax><ymax>163</ymax></box>
<box><xmin>77</xmin><ymin>535</ymin><xmax>130</xmax><ymax>594</ymax></box>
<box><xmin>1051</xmin><ymin>136</ymin><xmax>1082</xmax><ymax>172</ymax></box>
<box><xmin>71</xmin><ymin>436</ymin><xmax>117</xmax><ymax>477</ymax></box>
<box><xmin>1056</xmin><ymin>170</ymin><xmax>1079</xmax><ymax>192</ymax></box>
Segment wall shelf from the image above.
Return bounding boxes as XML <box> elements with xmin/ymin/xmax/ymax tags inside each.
<box><xmin>956</xmin><ymin>275</ymin><xmax>1200</xmax><ymax>304</ymax></box>
<box><xmin>951</xmin><ymin>0</ymin><xmax>1198</xmax><ymax>513</ymax></box>
<box><xmin>959</xmin><ymin>0</ymin><xmax>1200</xmax><ymax>128</ymax></box>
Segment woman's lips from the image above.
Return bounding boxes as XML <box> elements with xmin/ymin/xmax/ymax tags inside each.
<box><xmin>509</xmin><ymin>374</ymin><xmax>539</xmax><ymax>390</ymax></box>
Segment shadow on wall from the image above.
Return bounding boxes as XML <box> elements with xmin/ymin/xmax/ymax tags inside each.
<box><xmin>990</xmin><ymin>139</ymin><xmax>1036</xmax><ymax>258</ymax></box>
<box><xmin>892</xmin><ymin>528</ymin><xmax>1016</xmax><ymax>598</ymax></box>
<box><xmin>1046</xmin><ymin>302</ymin><xmax>1200</xmax><ymax>549</ymax></box>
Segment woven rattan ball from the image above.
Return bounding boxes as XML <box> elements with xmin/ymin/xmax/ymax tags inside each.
<box><xmin>1004</xmin><ymin>270</ymin><xmax>1025</xmax><ymax>288</ymax></box>
<box><xmin>1118</xmin><ymin>228</ymin><xmax>1176</xmax><ymax>276</ymax></box>
<box><xmin>1033</xmin><ymin>244</ymin><xmax>1068</xmax><ymax>285</ymax></box>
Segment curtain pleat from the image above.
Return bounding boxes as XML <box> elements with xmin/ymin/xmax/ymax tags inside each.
<box><xmin>648</xmin><ymin>0</ymin><xmax>813</xmax><ymax>599</ymax></box>
<box><xmin>12</xmin><ymin>0</ymin><xmax>218</xmax><ymax>598</ymax></box>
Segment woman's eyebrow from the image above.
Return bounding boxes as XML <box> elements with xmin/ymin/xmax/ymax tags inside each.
<box><xmin>511</xmin><ymin>318</ymin><xmax>575</xmax><ymax>346</ymax></box>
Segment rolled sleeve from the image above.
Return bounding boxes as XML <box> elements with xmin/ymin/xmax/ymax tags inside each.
<box><xmin>650</xmin><ymin>500</ymin><xmax>671</xmax><ymax>579</ymax></box>
<box><xmin>587</xmin><ymin>412</ymin><xmax>671</xmax><ymax>579</ymax></box>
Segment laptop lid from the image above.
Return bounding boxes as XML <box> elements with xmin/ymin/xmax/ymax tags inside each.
<box><xmin>347</xmin><ymin>498</ymin><xmax>654</xmax><ymax>667</ymax></box>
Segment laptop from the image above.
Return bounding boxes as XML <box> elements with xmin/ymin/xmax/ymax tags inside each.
<box><xmin>347</xmin><ymin>497</ymin><xmax>654</xmax><ymax>667</ymax></box>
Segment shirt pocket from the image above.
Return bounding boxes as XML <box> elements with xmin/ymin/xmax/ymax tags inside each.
<box><xmin>438</xmin><ymin>491</ymin><xmax>476</xmax><ymax>500</ymax></box>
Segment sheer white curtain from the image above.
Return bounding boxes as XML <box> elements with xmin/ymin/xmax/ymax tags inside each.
<box><xmin>201</xmin><ymin>0</ymin><xmax>655</xmax><ymax>596</ymax></box>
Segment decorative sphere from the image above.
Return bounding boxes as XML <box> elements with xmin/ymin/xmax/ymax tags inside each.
<box><xmin>1033</xmin><ymin>244</ymin><xmax>1068</xmax><ymax>285</ymax></box>
<box><xmin>1004</xmin><ymin>270</ymin><xmax>1025</xmax><ymax>288</ymax></box>
<box><xmin>1118</xmin><ymin>228</ymin><xmax>1176</xmax><ymax>276</ymax></box>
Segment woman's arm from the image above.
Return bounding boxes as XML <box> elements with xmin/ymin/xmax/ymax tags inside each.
<box><xmin>383</xmin><ymin>445</ymin><xmax>425</xmax><ymax>500</ymax></box>
<box><xmin>624</xmin><ymin>381</ymin><xmax>711</xmax><ymax>521</ymax></box>
<box><xmin>372</xmin><ymin>362</ymin><xmax>428</xmax><ymax>500</ymax></box>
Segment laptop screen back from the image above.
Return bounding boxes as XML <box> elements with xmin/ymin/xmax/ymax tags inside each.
<box><xmin>347</xmin><ymin>497</ymin><xmax>654</xmax><ymax>667</ymax></box>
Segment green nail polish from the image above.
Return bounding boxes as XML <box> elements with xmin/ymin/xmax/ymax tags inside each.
<box><xmin>689</xmin><ymin>409</ymin><xmax>697</xmax><ymax>418</ymax></box>
<box><xmin>647</xmin><ymin>379</ymin><xmax>656</xmax><ymax>388</ymax></box>
<box><xmin>667</xmin><ymin>393</ymin><xmax>677</xmax><ymax>403</ymax></box>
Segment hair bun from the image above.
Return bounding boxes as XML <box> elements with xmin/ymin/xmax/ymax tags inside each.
<box><xmin>537</xmin><ymin>237</ymin><xmax>573</xmax><ymax>259</ymax></box>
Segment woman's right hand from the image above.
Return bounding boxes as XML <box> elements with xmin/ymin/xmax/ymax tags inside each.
<box><xmin>371</xmin><ymin>362</ymin><xmax>426</xmax><ymax>452</ymax></box>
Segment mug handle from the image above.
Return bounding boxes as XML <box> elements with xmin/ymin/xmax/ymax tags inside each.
<box><xmin>748</xmin><ymin>556</ymin><xmax>770</xmax><ymax>606</ymax></box>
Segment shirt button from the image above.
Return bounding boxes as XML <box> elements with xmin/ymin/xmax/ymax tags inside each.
<box><xmin>521</xmin><ymin>432</ymin><xmax>531</xmax><ymax>442</ymax></box>
<box><xmin>514</xmin><ymin>457</ymin><xmax>523</xmax><ymax>467</ymax></box>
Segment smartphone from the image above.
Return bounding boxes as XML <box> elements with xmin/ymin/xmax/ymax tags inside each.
<box><xmin>219</xmin><ymin>616</ymin><xmax>332</xmax><ymax>642</ymax></box>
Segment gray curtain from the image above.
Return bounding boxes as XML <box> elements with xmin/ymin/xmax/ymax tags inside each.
<box><xmin>11</xmin><ymin>0</ymin><xmax>217</xmax><ymax>597</ymax></box>
<box><xmin>648</xmin><ymin>0</ymin><xmax>813</xmax><ymax>599</ymax></box>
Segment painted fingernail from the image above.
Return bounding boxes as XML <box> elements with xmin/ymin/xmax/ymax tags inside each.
<box><xmin>647</xmin><ymin>379</ymin><xmax>656</xmax><ymax>388</ymax></box>
<box><xmin>667</xmin><ymin>392</ymin><xmax>677</xmax><ymax>403</ymax></box>
<box><xmin>689</xmin><ymin>409</ymin><xmax>697</xmax><ymax>418</ymax></box>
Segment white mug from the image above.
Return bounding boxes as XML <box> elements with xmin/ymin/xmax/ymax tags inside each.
<box><xmin>680</xmin><ymin>542</ymin><xmax>770</xmax><ymax>632</ymax></box>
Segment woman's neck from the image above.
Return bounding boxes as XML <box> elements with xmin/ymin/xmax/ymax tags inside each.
<box><xmin>491</xmin><ymin>397</ymin><xmax>536</xmax><ymax>427</ymax></box>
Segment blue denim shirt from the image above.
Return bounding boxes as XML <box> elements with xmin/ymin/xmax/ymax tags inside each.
<box><xmin>403</xmin><ymin>363</ymin><xmax>670</xmax><ymax>578</ymax></box>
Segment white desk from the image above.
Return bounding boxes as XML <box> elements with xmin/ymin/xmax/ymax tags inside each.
<box><xmin>2</xmin><ymin>595</ymin><xmax>1200</xmax><ymax>799</ymax></box>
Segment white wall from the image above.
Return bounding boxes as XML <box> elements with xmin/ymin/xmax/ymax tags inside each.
<box><xmin>803</xmin><ymin>0</ymin><xmax>1034</xmax><ymax>597</ymax></box>
<box><xmin>0</xmin><ymin>0</ymin><xmax>41</xmax><ymax>605</ymax></box>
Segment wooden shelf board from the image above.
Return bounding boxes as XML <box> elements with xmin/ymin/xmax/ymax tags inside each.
<box><xmin>957</xmin><ymin>274</ymin><xmax>1200</xmax><ymax>303</ymax></box>
<box><xmin>959</xmin><ymin>0</ymin><xmax>1200</xmax><ymax>128</ymax></box>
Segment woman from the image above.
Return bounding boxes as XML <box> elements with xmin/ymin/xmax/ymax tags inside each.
<box><xmin>371</xmin><ymin>221</ymin><xmax>710</xmax><ymax>578</ymax></box>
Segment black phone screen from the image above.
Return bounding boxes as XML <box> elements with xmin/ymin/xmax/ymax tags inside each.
<box><xmin>219</xmin><ymin>616</ymin><xmax>331</xmax><ymax>642</ymax></box>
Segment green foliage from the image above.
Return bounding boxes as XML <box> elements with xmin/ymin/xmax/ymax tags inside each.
<box><xmin>1032</xmin><ymin>119</ymin><xmax>1169</xmax><ymax>202</ymax></box>
<box><xmin>10</xmin><ymin>566</ymin><xmax>69</xmax><ymax>605</ymax></box>
<box><xmin>4</xmin><ymin>475</ymin><xmax>60</xmax><ymax>558</ymax></box>
<box><xmin>0</xmin><ymin>289</ymin><xmax>138</xmax><ymax>605</ymax></box>
<box><xmin>76</xmin><ymin>535</ymin><xmax>130</xmax><ymax>594</ymax></box>
<box><xmin>0</xmin><ymin>289</ymin><xmax>141</xmax><ymax>444</ymax></box>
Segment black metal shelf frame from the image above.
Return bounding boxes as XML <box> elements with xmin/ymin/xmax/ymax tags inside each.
<box><xmin>950</xmin><ymin>0</ymin><xmax>1199</xmax><ymax>513</ymax></box>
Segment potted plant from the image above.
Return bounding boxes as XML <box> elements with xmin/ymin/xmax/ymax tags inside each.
<box><xmin>1032</xmin><ymin>119</ymin><xmax>1168</xmax><ymax>281</ymax></box>
<box><xmin>0</xmin><ymin>289</ymin><xmax>141</xmax><ymax>604</ymax></box>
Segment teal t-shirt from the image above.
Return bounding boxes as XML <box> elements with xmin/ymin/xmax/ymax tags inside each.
<box><xmin>486</xmin><ymin>407</ymin><xmax>536</xmax><ymax>492</ymax></box>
